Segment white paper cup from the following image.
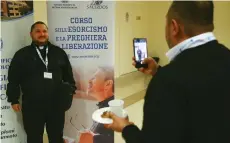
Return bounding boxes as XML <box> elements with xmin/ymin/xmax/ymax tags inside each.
<box><xmin>108</xmin><ymin>99</ymin><xmax>124</xmax><ymax>118</ymax></box>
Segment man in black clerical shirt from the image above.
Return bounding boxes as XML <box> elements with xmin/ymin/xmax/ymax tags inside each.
<box><xmin>6</xmin><ymin>21</ymin><xmax>76</xmax><ymax>143</ymax></box>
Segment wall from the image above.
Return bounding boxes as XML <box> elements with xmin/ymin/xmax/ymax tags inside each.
<box><xmin>33</xmin><ymin>1</ymin><xmax>47</xmax><ymax>24</ymax></box>
<box><xmin>115</xmin><ymin>1</ymin><xmax>152</xmax><ymax>77</ymax></box>
<box><xmin>213</xmin><ymin>1</ymin><xmax>230</xmax><ymax>48</ymax></box>
<box><xmin>115</xmin><ymin>1</ymin><xmax>154</xmax><ymax>99</ymax></box>
<box><xmin>115</xmin><ymin>1</ymin><xmax>173</xmax><ymax>76</ymax></box>
<box><xmin>146</xmin><ymin>1</ymin><xmax>171</xmax><ymax>66</ymax></box>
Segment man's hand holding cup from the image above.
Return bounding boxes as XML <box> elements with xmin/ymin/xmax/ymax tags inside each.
<box><xmin>103</xmin><ymin>99</ymin><xmax>134</xmax><ymax>132</ymax></box>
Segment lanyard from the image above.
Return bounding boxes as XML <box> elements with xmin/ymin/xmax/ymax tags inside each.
<box><xmin>36</xmin><ymin>47</ymin><xmax>48</xmax><ymax>71</ymax></box>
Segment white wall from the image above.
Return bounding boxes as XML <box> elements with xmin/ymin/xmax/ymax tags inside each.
<box><xmin>115</xmin><ymin>2</ymin><xmax>153</xmax><ymax>77</ymax></box>
<box><xmin>213</xmin><ymin>1</ymin><xmax>230</xmax><ymax>48</ymax></box>
<box><xmin>33</xmin><ymin>1</ymin><xmax>47</xmax><ymax>24</ymax></box>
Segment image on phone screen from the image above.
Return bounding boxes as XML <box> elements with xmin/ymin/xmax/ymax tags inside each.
<box><xmin>134</xmin><ymin>38</ymin><xmax>147</xmax><ymax>64</ymax></box>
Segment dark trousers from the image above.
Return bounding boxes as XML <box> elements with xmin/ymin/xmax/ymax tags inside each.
<box><xmin>22</xmin><ymin>103</ymin><xmax>65</xmax><ymax>143</ymax></box>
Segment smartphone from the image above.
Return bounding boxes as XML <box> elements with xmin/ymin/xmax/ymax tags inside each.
<box><xmin>133</xmin><ymin>38</ymin><xmax>148</xmax><ymax>68</ymax></box>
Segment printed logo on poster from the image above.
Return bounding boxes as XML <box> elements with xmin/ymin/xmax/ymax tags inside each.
<box><xmin>51</xmin><ymin>0</ymin><xmax>77</xmax><ymax>9</ymax></box>
<box><xmin>87</xmin><ymin>0</ymin><xmax>108</xmax><ymax>9</ymax></box>
<box><xmin>61</xmin><ymin>0</ymin><xmax>68</xmax><ymax>3</ymax></box>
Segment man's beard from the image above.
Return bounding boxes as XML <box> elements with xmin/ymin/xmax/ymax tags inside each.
<box><xmin>33</xmin><ymin>39</ymin><xmax>48</xmax><ymax>46</ymax></box>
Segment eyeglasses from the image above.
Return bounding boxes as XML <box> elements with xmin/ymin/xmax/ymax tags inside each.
<box><xmin>69</xmin><ymin>112</ymin><xmax>100</xmax><ymax>134</ymax></box>
<box><xmin>69</xmin><ymin>113</ymin><xmax>87</xmax><ymax>131</ymax></box>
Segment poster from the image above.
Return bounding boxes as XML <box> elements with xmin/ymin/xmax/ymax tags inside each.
<box><xmin>47</xmin><ymin>1</ymin><xmax>115</xmax><ymax>143</ymax></box>
<box><xmin>0</xmin><ymin>1</ymin><xmax>34</xmax><ymax>142</ymax></box>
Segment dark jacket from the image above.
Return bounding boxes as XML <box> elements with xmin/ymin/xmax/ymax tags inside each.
<box><xmin>6</xmin><ymin>42</ymin><xmax>76</xmax><ymax>110</ymax></box>
<box><xmin>122</xmin><ymin>40</ymin><xmax>230</xmax><ymax>143</ymax></box>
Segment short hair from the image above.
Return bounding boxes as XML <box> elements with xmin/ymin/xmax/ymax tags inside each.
<box><xmin>167</xmin><ymin>1</ymin><xmax>214</xmax><ymax>36</ymax></box>
<box><xmin>30</xmin><ymin>21</ymin><xmax>48</xmax><ymax>32</ymax></box>
<box><xmin>98</xmin><ymin>66</ymin><xmax>114</xmax><ymax>92</ymax></box>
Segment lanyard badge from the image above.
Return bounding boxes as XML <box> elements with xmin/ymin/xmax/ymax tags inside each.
<box><xmin>36</xmin><ymin>47</ymin><xmax>52</xmax><ymax>79</ymax></box>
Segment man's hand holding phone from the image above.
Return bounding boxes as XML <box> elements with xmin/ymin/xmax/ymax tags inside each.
<box><xmin>132</xmin><ymin>57</ymin><xmax>159</xmax><ymax>76</ymax></box>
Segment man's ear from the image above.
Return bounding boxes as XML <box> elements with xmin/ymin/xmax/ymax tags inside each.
<box><xmin>171</xmin><ymin>19</ymin><xmax>180</xmax><ymax>37</ymax></box>
<box><xmin>104</xmin><ymin>80</ymin><xmax>113</xmax><ymax>91</ymax></box>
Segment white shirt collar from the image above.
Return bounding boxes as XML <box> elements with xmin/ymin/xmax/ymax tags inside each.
<box><xmin>166</xmin><ymin>32</ymin><xmax>216</xmax><ymax>61</ymax></box>
<box><xmin>39</xmin><ymin>46</ymin><xmax>44</xmax><ymax>50</ymax></box>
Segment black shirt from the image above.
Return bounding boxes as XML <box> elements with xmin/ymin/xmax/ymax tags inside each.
<box><xmin>37</xmin><ymin>45</ymin><xmax>47</xmax><ymax>60</ymax></box>
<box><xmin>6</xmin><ymin>42</ymin><xmax>76</xmax><ymax>108</ymax></box>
<box><xmin>96</xmin><ymin>96</ymin><xmax>114</xmax><ymax>109</ymax></box>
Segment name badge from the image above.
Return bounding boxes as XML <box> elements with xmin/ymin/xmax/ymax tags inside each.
<box><xmin>44</xmin><ymin>72</ymin><xmax>52</xmax><ymax>79</ymax></box>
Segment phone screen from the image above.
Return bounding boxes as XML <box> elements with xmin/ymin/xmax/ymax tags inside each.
<box><xmin>134</xmin><ymin>38</ymin><xmax>147</xmax><ymax>64</ymax></box>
